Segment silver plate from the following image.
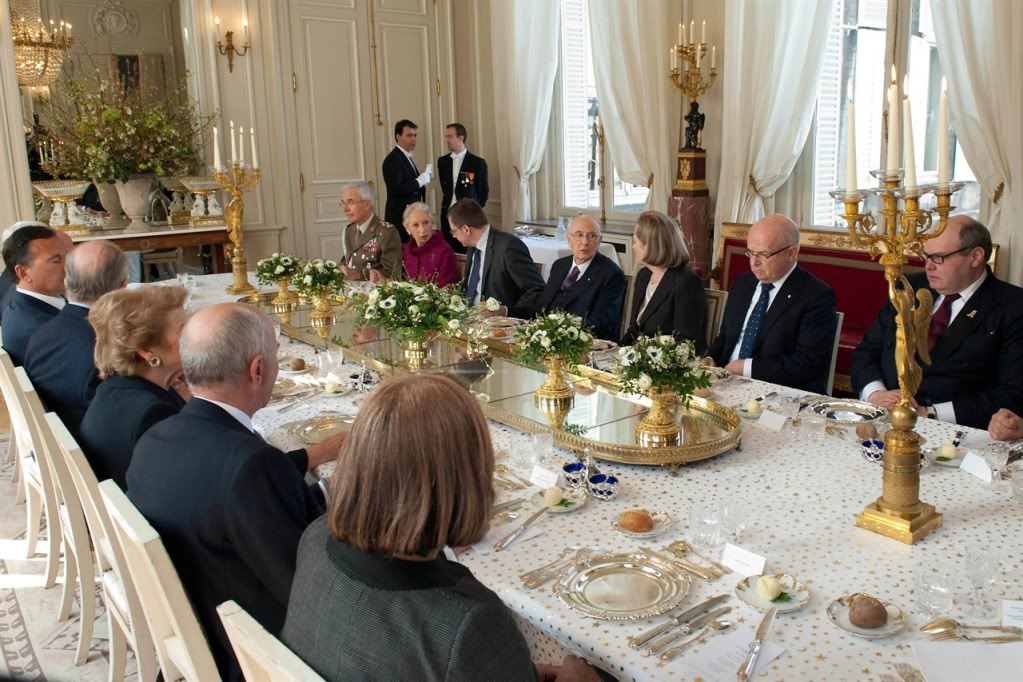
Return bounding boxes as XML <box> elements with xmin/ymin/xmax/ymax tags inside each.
<box><xmin>286</xmin><ymin>415</ymin><xmax>356</xmax><ymax>444</ymax></box>
<box><xmin>806</xmin><ymin>398</ymin><xmax>888</xmax><ymax>424</ymax></box>
<box><xmin>554</xmin><ymin>551</ymin><xmax>691</xmax><ymax>620</ymax></box>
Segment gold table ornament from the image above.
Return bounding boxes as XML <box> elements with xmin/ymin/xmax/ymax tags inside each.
<box><xmin>211</xmin><ymin>163</ymin><xmax>262</xmax><ymax>296</ymax></box>
<box><xmin>830</xmin><ymin>173</ymin><xmax>964</xmax><ymax>543</ymax></box>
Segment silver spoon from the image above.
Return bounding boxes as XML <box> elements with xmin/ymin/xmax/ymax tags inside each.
<box><xmin>657</xmin><ymin>620</ymin><xmax>733</xmax><ymax>664</ymax></box>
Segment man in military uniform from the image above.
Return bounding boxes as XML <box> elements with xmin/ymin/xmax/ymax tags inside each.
<box><xmin>339</xmin><ymin>182</ymin><xmax>402</xmax><ymax>282</ymax></box>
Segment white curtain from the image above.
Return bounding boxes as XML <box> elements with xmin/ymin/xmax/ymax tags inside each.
<box><xmin>713</xmin><ymin>0</ymin><xmax>835</xmax><ymax>244</ymax></box>
<box><xmin>490</xmin><ymin>0</ymin><xmax>561</xmax><ymax>229</ymax></box>
<box><xmin>931</xmin><ymin>1</ymin><xmax>1023</xmax><ymax>285</ymax></box>
<box><xmin>586</xmin><ymin>0</ymin><xmax>678</xmax><ymax>213</ymax></box>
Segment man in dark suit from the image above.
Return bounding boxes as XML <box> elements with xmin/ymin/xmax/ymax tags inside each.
<box><xmin>382</xmin><ymin>119</ymin><xmax>431</xmax><ymax>242</ymax></box>
<box><xmin>25</xmin><ymin>240</ymin><xmax>128</xmax><ymax>436</ymax></box>
<box><xmin>0</xmin><ymin>221</ymin><xmax>51</xmax><ymax>322</ymax></box>
<box><xmin>438</xmin><ymin>123</ymin><xmax>489</xmax><ymax>254</ymax></box>
<box><xmin>127</xmin><ymin>303</ymin><xmax>345</xmax><ymax>680</ymax></box>
<box><xmin>539</xmin><ymin>215</ymin><xmax>625</xmax><ymax>342</ymax></box>
<box><xmin>449</xmin><ymin>199</ymin><xmax>544</xmax><ymax>319</ymax></box>
<box><xmin>1</xmin><ymin>224</ymin><xmax>72</xmax><ymax>365</ymax></box>
<box><xmin>708</xmin><ymin>215</ymin><xmax>837</xmax><ymax>394</ymax></box>
<box><xmin>852</xmin><ymin>216</ymin><xmax>1023</xmax><ymax>429</ymax></box>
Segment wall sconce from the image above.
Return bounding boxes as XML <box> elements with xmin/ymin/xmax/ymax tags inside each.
<box><xmin>214</xmin><ymin>16</ymin><xmax>250</xmax><ymax>73</ymax></box>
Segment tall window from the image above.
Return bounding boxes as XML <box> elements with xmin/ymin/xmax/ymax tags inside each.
<box><xmin>559</xmin><ymin>0</ymin><xmax>648</xmax><ymax>216</ymax></box>
<box><xmin>810</xmin><ymin>0</ymin><xmax>978</xmax><ymax>227</ymax></box>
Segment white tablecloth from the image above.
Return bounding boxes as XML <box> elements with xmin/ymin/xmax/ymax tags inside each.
<box><xmin>188</xmin><ymin>273</ymin><xmax>1022</xmax><ymax>682</ymax></box>
<box><xmin>520</xmin><ymin>235</ymin><xmax>621</xmax><ymax>281</ymax></box>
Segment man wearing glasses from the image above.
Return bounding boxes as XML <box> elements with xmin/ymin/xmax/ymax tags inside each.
<box><xmin>707</xmin><ymin>214</ymin><xmax>837</xmax><ymax>394</ymax></box>
<box><xmin>852</xmin><ymin>216</ymin><xmax>1023</xmax><ymax>429</ymax></box>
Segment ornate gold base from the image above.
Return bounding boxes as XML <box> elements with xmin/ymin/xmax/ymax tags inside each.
<box><xmin>191</xmin><ymin>214</ymin><xmax>224</xmax><ymax>227</ymax></box>
<box><xmin>401</xmin><ymin>339</ymin><xmax>430</xmax><ymax>371</ymax></box>
<box><xmin>636</xmin><ymin>390</ymin><xmax>681</xmax><ymax>447</ymax></box>
<box><xmin>310</xmin><ymin>293</ymin><xmax>336</xmax><ymax>328</ymax></box>
<box><xmin>225</xmin><ymin>281</ymin><xmax>257</xmax><ymax>295</ymax></box>
<box><xmin>169</xmin><ymin>210</ymin><xmax>191</xmax><ymax>225</ymax></box>
<box><xmin>534</xmin><ymin>394</ymin><xmax>573</xmax><ymax>430</ymax></box>
<box><xmin>855</xmin><ymin>502</ymin><xmax>943</xmax><ymax>544</ymax></box>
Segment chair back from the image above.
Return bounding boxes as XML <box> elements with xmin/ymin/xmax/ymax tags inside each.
<box><xmin>619</xmin><ymin>273</ymin><xmax>638</xmax><ymax>341</ymax></box>
<box><xmin>99</xmin><ymin>480</ymin><xmax>221</xmax><ymax>682</ymax></box>
<box><xmin>217</xmin><ymin>601</ymin><xmax>324</xmax><ymax>682</ymax></box>
<box><xmin>33</xmin><ymin>410</ymin><xmax>94</xmax><ymax>567</ymax></box>
<box><xmin>827</xmin><ymin>311</ymin><xmax>845</xmax><ymax>397</ymax></box>
<box><xmin>705</xmin><ymin>288</ymin><xmax>728</xmax><ymax>348</ymax></box>
<box><xmin>0</xmin><ymin>356</ymin><xmax>38</xmax><ymax>474</ymax></box>
<box><xmin>9</xmin><ymin>367</ymin><xmax>62</xmax><ymax>520</ymax></box>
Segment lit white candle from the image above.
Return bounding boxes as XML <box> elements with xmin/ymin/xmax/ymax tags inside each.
<box><xmin>682</xmin><ymin>22</ymin><xmax>686</xmax><ymax>47</ymax></box>
<box><xmin>885</xmin><ymin>66</ymin><xmax>899</xmax><ymax>176</ymax></box>
<box><xmin>213</xmin><ymin>127</ymin><xmax>222</xmax><ymax>170</ymax></box>
<box><xmin>239</xmin><ymin>127</ymin><xmax>246</xmax><ymax>165</ymax></box>
<box><xmin>711</xmin><ymin>45</ymin><xmax>716</xmax><ymax>70</ymax></box>
<box><xmin>903</xmin><ymin>94</ymin><xmax>916</xmax><ymax>188</ymax></box>
<box><xmin>695</xmin><ymin>41</ymin><xmax>701</xmax><ymax>68</ymax></box>
<box><xmin>678</xmin><ymin>22</ymin><xmax>682</xmax><ymax>45</ymax></box>
<box><xmin>670</xmin><ymin>46</ymin><xmax>676</xmax><ymax>71</ymax></box>
<box><xmin>702</xmin><ymin>19</ymin><xmax>706</xmax><ymax>44</ymax></box>
<box><xmin>243</xmin><ymin>19</ymin><xmax>249</xmax><ymax>44</ymax></box>
<box><xmin>690</xmin><ymin>20</ymin><xmax>695</xmax><ymax>44</ymax></box>
<box><xmin>937</xmin><ymin>77</ymin><xmax>949</xmax><ymax>186</ymax></box>
<box><xmin>250</xmin><ymin>127</ymin><xmax>258</xmax><ymax>168</ymax></box>
<box><xmin>229</xmin><ymin>120</ymin><xmax>236</xmax><ymax>162</ymax></box>
<box><xmin>214</xmin><ymin>15</ymin><xmax>221</xmax><ymax>41</ymax></box>
<box><xmin>846</xmin><ymin>100</ymin><xmax>857</xmax><ymax>194</ymax></box>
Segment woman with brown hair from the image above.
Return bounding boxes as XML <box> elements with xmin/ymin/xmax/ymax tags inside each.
<box><xmin>621</xmin><ymin>210</ymin><xmax>707</xmax><ymax>350</ymax></box>
<box><xmin>79</xmin><ymin>286</ymin><xmax>189</xmax><ymax>490</ymax></box>
<box><xmin>282</xmin><ymin>373</ymin><xmax>601</xmax><ymax>681</ymax></box>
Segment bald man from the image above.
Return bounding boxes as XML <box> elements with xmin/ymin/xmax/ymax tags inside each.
<box><xmin>708</xmin><ymin>214</ymin><xmax>837</xmax><ymax>394</ymax></box>
<box><xmin>25</xmin><ymin>240</ymin><xmax>128</xmax><ymax>434</ymax></box>
<box><xmin>538</xmin><ymin>215</ymin><xmax>626</xmax><ymax>341</ymax></box>
<box><xmin>852</xmin><ymin>216</ymin><xmax>1023</xmax><ymax>428</ymax></box>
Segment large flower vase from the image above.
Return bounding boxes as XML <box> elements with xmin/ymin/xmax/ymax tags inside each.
<box><xmin>273</xmin><ymin>278</ymin><xmax>297</xmax><ymax>307</ymax></box>
<box><xmin>94</xmin><ymin>181</ymin><xmax>129</xmax><ymax>227</ymax></box>
<box><xmin>534</xmin><ymin>356</ymin><xmax>575</xmax><ymax>429</ymax></box>
<box><xmin>400</xmin><ymin>336</ymin><xmax>431</xmax><ymax>371</ymax></box>
<box><xmin>114</xmin><ymin>174</ymin><xmax>155</xmax><ymax>229</ymax></box>
<box><xmin>636</xmin><ymin>388</ymin><xmax>682</xmax><ymax>447</ymax></box>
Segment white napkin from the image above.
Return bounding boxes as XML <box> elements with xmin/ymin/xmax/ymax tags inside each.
<box><xmin>292</xmin><ymin>371</ymin><xmax>344</xmax><ymax>387</ymax></box>
<box><xmin>912</xmin><ymin>641</ymin><xmax>1023</xmax><ymax>682</ymax></box>
<box><xmin>471</xmin><ymin>521</ymin><xmax>544</xmax><ymax>556</ymax></box>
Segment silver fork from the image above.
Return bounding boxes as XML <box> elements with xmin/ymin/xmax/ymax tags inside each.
<box><xmin>928</xmin><ymin>630</ymin><xmax>1023</xmax><ymax>643</ymax></box>
<box><xmin>521</xmin><ymin>549</ymin><xmax>587</xmax><ymax>589</ymax></box>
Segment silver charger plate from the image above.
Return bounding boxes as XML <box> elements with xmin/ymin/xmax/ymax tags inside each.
<box><xmin>806</xmin><ymin>398</ymin><xmax>888</xmax><ymax>424</ymax></box>
<box><xmin>554</xmin><ymin>551</ymin><xmax>691</xmax><ymax>620</ymax></box>
<box><xmin>826</xmin><ymin>594</ymin><xmax>905</xmax><ymax>638</ymax></box>
<box><xmin>286</xmin><ymin>414</ymin><xmax>356</xmax><ymax>444</ymax></box>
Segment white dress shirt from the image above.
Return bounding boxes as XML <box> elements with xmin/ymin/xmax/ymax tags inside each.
<box><xmin>859</xmin><ymin>269</ymin><xmax>988</xmax><ymax>424</ymax></box>
<box><xmin>470</xmin><ymin>226</ymin><xmax>492</xmax><ymax>305</ymax></box>
<box><xmin>450</xmin><ymin>149</ymin><xmax>467</xmax><ymax>207</ymax></box>
<box><xmin>15</xmin><ymin>287</ymin><xmax>65</xmax><ymax>311</ymax></box>
<box><xmin>727</xmin><ymin>263</ymin><xmax>798</xmax><ymax>377</ymax></box>
<box><xmin>195</xmin><ymin>396</ymin><xmax>254</xmax><ymax>433</ymax></box>
<box><xmin>398</xmin><ymin>145</ymin><xmax>418</xmax><ymax>172</ymax></box>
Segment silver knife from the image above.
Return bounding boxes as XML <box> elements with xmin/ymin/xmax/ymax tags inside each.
<box><xmin>628</xmin><ymin>594</ymin><xmax>729</xmax><ymax>649</ymax></box>
<box><xmin>737</xmin><ymin>607</ymin><xmax>777</xmax><ymax>681</ymax></box>
<box><xmin>494</xmin><ymin>506</ymin><xmax>549</xmax><ymax>551</ymax></box>
<box><xmin>644</xmin><ymin>606</ymin><xmax>731</xmax><ymax>655</ymax></box>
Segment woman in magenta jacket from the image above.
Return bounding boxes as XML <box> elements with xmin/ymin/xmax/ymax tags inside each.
<box><xmin>401</xmin><ymin>202</ymin><xmax>459</xmax><ymax>287</ymax></box>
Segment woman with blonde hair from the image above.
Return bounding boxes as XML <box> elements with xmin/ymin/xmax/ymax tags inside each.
<box><xmin>622</xmin><ymin>210</ymin><xmax>707</xmax><ymax>350</ymax></box>
<box><xmin>401</xmin><ymin>201</ymin><xmax>459</xmax><ymax>287</ymax></box>
<box><xmin>282</xmin><ymin>373</ymin><xmax>601</xmax><ymax>681</ymax></box>
<box><xmin>79</xmin><ymin>286</ymin><xmax>189</xmax><ymax>489</ymax></box>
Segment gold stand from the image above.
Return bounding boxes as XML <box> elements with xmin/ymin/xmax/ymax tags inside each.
<box><xmin>212</xmin><ymin>163</ymin><xmax>261</xmax><ymax>295</ymax></box>
<box><xmin>833</xmin><ymin>174</ymin><xmax>961</xmax><ymax>544</ymax></box>
<box><xmin>636</xmin><ymin>389</ymin><xmax>682</xmax><ymax>447</ymax></box>
<box><xmin>534</xmin><ymin>357</ymin><xmax>574</xmax><ymax>429</ymax></box>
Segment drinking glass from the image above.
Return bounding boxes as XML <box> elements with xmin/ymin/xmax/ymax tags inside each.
<box><xmin>721</xmin><ymin>501</ymin><xmax>749</xmax><ymax>544</ymax></box>
<box><xmin>1009</xmin><ymin>462</ymin><xmax>1023</xmax><ymax>504</ymax></box>
<box><xmin>963</xmin><ymin>552</ymin><xmax>1000</xmax><ymax>618</ymax></box>
<box><xmin>800</xmin><ymin>413</ymin><xmax>826</xmax><ymax>445</ymax></box>
<box><xmin>688</xmin><ymin>503</ymin><xmax>725</xmax><ymax>548</ymax></box>
<box><xmin>914</xmin><ymin>567</ymin><xmax>956</xmax><ymax>619</ymax></box>
<box><xmin>531</xmin><ymin>431</ymin><xmax>555</xmax><ymax>468</ymax></box>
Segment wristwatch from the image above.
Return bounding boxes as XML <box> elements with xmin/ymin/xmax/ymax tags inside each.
<box><xmin>925</xmin><ymin>405</ymin><xmax>937</xmax><ymax>419</ymax></box>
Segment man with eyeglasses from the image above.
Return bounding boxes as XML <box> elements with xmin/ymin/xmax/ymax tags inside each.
<box><xmin>707</xmin><ymin>214</ymin><xmax>837</xmax><ymax>394</ymax></box>
<box><xmin>852</xmin><ymin>216</ymin><xmax>1023</xmax><ymax>429</ymax></box>
<box><xmin>538</xmin><ymin>215</ymin><xmax>625</xmax><ymax>342</ymax></box>
<box><xmin>339</xmin><ymin>181</ymin><xmax>402</xmax><ymax>282</ymax></box>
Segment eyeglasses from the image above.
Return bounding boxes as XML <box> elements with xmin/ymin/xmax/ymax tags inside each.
<box><xmin>744</xmin><ymin>245</ymin><xmax>794</xmax><ymax>261</ymax></box>
<box><xmin>569</xmin><ymin>232</ymin><xmax>600</xmax><ymax>242</ymax></box>
<box><xmin>922</xmin><ymin>246</ymin><xmax>970</xmax><ymax>264</ymax></box>
<box><xmin>341</xmin><ymin>199</ymin><xmax>369</xmax><ymax>208</ymax></box>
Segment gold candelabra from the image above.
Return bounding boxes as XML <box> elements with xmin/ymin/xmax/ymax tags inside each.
<box><xmin>212</xmin><ymin>163</ymin><xmax>261</xmax><ymax>295</ymax></box>
<box><xmin>669</xmin><ymin>43</ymin><xmax>717</xmax><ymax>101</ymax></box>
<box><xmin>830</xmin><ymin>173</ymin><xmax>964</xmax><ymax>544</ymax></box>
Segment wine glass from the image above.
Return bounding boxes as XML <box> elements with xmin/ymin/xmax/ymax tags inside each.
<box><xmin>963</xmin><ymin>551</ymin><xmax>1000</xmax><ymax>618</ymax></box>
<box><xmin>688</xmin><ymin>502</ymin><xmax>725</xmax><ymax>549</ymax></box>
<box><xmin>914</xmin><ymin>566</ymin><xmax>955</xmax><ymax>620</ymax></box>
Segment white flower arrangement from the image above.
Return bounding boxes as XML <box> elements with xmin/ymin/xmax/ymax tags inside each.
<box><xmin>352</xmin><ymin>280</ymin><xmax>472</xmax><ymax>343</ymax></box>
<box><xmin>612</xmin><ymin>335</ymin><xmax>710</xmax><ymax>400</ymax></box>
<box><xmin>255</xmin><ymin>253</ymin><xmax>302</xmax><ymax>286</ymax></box>
<box><xmin>514</xmin><ymin>311</ymin><xmax>593</xmax><ymax>365</ymax></box>
<box><xmin>291</xmin><ymin>258</ymin><xmax>346</xmax><ymax>296</ymax></box>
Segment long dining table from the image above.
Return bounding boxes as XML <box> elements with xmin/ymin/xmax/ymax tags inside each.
<box><xmin>183</xmin><ymin>272</ymin><xmax>1021</xmax><ymax>682</ymax></box>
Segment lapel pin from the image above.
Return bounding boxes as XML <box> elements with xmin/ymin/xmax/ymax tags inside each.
<box><xmin>967</xmin><ymin>309</ymin><xmax>977</xmax><ymax>318</ymax></box>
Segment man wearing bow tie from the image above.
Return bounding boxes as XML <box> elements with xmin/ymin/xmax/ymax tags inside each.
<box><xmin>382</xmin><ymin>119</ymin><xmax>431</xmax><ymax>242</ymax></box>
<box><xmin>852</xmin><ymin>216</ymin><xmax>1023</xmax><ymax>428</ymax></box>
<box><xmin>538</xmin><ymin>215</ymin><xmax>625</xmax><ymax>342</ymax></box>
<box><xmin>438</xmin><ymin>123</ymin><xmax>489</xmax><ymax>254</ymax></box>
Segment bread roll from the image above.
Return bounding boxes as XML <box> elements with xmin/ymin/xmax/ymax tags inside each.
<box><xmin>618</xmin><ymin>509</ymin><xmax>655</xmax><ymax>533</ymax></box>
<box><xmin>289</xmin><ymin>357</ymin><xmax>306</xmax><ymax>371</ymax></box>
<box><xmin>745</xmin><ymin>400</ymin><xmax>762</xmax><ymax>415</ymax></box>
<box><xmin>848</xmin><ymin>594</ymin><xmax>888</xmax><ymax>628</ymax></box>
<box><xmin>856</xmin><ymin>423</ymin><xmax>879</xmax><ymax>440</ymax></box>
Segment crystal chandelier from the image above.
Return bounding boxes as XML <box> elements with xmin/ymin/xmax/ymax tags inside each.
<box><xmin>11</xmin><ymin>13</ymin><xmax>74</xmax><ymax>87</ymax></box>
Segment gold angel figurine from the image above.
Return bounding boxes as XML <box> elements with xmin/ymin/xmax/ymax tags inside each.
<box><xmin>890</xmin><ymin>274</ymin><xmax>933</xmax><ymax>401</ymax></box>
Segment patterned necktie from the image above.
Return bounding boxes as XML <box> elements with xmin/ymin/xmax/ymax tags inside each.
<box><xmin>465</xmin><ymin>249</ymin><xmax>482</xmax><ymax>305</ymax></box>
<box><xmin>927</xmin><ymin>293</ymin><xmax>960</xmax><ymax>352</ymax></box>
<box><xmin>738</xmin><ymin>282</ymin><xmax>775</xmax><ymax>359</ymax></box>
<box><xmin>561</xmin><ymin>266</ymin><xmax>580</xmax><ymax>291</ymax></box>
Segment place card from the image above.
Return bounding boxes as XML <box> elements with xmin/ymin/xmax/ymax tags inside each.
<box><xmin>1002</xmin><ymin>600</ymin><xmax>1023</xmax><ymax>628</ymax></box>
<box><xmin>529</xmin><ymin>465</ymin><xmax>560</xmax><ymax>489</ymax></box>
<box><xmin>678</xmin><ymin>625</ymin><xmax>784</xmax><ymax>681</ymax></box>
<box><xmin>757</xmin><ymin>410</ymin><xmax>788</xmax><ymax>432</ymax></box>
<box><xmin>960</xmin><ymin>451</ymin><xmax>994</xmax><ymax>483</ymax></box>
<box><xmin>720</xmin><ymin>543</ymin><xmax>766</xmax><ymax>577</ymax></box>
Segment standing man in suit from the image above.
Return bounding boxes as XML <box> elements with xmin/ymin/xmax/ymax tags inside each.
<box><xmin>382</xmin><ymin>119</ymin><xmax>431</xmax><ymax>242</ymax></box>
<box><xmin>539</xmin><ymin>215</ymin><xmax>625</xmax><ymax>342</ymax></box>
<box><xmin>1</xmin><ymin>224</ymin><xmax>72</xmax><ymax>365</ymax></box>
<box><xmin>852</xmin><ymin>216</ymin><xmax>1023</xmax><ymax>429</ymax></box>
<box><xmin>438</xmin><ymin>123</ymin><xmax>489</xmax><ymax>254</ymax></box>
<box><xmin>449</xmin><ymin>199</ymin><xmax>544</xmax><ymax>319</ymax></box>
<box><xmin>25</xmin><ymin>240</ymin><xmax>128</xmax><ymax>435</ymax></box>
<box><xmin>127</xmin><ymin>303</ymin><xmax>345</xmax><ymax>680</ymax></box>
<box><xmin>339</xmin><ymin>182</ymin><xmax>402</xmax><ymax>282</ymax></box>
<box><xmin>708</xmin><ymin>215</ymin><xmax>837</xmax><ymax>394</ymax></box>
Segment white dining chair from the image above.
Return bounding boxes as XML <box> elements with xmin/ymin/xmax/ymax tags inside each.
<box><xmin>99</xmin><ymin>480</ymin><xmax>221</xmax><ymax>682</ymax></box>
<box><xmin>0</xmin><ymin>339</ymin><xmax>25</xmax><ymax>503</ymax></box>
<box><xmin>217</xmin><ymin>601</ymin><xmax>324</xmax><ymax>682</ymax></box>
<box><xmin>49</xmin><ymin>413</ymin><xmax>158</xmax><ymax>681</ymax></box>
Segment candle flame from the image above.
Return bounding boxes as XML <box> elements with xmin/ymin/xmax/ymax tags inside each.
<box><xmin>890</xmin><ymin>64</ymin><xmax>897</xmax><ymax>84</ymax></box>
<box><xmin>941</xmin><ymin>76</ymin><xmax>947</xmax><ymax>93</ymax></box>
<box><xmin>214</xmin><ymin>16</ymin><xmax>221</xmax><ymax>25</ymax></box>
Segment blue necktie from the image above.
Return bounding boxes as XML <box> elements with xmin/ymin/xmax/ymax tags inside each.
<box><xmin>738</xmin><ymin>282</ymin><xmax>774</xmax><ymax>359</ymax></box>
<box><xmin>466</xmin><ymin>249</ymin><xmax>482</xmax><ymax>305</ymax></box>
